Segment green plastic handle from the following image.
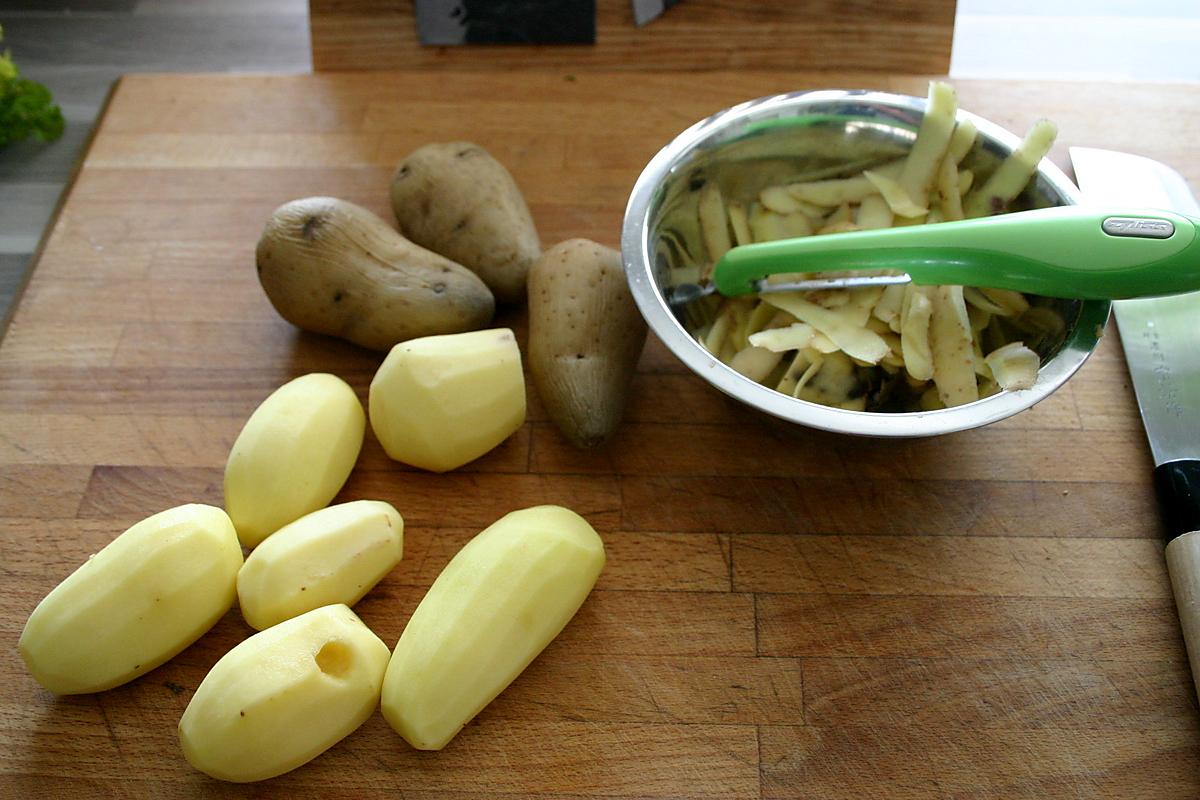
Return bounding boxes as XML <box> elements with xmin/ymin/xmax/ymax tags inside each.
<box><xmin>712</xmin><ymin>206</ymin><xmax>1200</xmax><ymax>300</ymax></box>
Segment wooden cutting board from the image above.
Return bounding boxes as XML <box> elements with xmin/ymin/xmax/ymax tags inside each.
<box><xmin>2</xmin><ymin>71</ymin><xmax>1199</xmax><ymax>799</ymax></box>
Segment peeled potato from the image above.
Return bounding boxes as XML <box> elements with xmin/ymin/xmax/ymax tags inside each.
<box><xmin>19</xmin><ymin>504</ymin><xmax>242</xmax><ymax>695</ymax></box>
<box><xmin>237</xmin><ymin>500</ymin><xmax>404</xmax><ymax>631</ymax></box>
<box><xmin>368</xmin><ymin>328</ymin><xmax>525</xmax><ymax>473</ymax></box>
<box><xmin>224</xmin><ymin>373</ymin><xmax>365</xmax><ymax>548</ymax></box>
<box><xmin>381</xmin><ymin>505</ymin><xmax>605</xmax><ymax>750</ymax></box>
<box><xmin>179</xmin><ymin>604</ymin><xmax>389</xmax><ymax>783</ymax></box>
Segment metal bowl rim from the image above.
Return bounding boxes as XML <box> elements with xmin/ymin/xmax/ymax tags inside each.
<box><xmin>620</xmin><ymin>88</ymin><xmax>1110</xmax><ymax>438</ymax></box>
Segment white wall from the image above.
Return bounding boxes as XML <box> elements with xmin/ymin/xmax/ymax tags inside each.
<box><xmin>951</xmin><ymin>0</ymin><xmax>1200</xmax><ymax>81</ymax></box>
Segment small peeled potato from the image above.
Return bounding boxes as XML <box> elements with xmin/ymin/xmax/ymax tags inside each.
<box><xmin>179</xmin><ymin>604</ymin><xmax>389</xmax><ymax>783</ymax></box>
<box><xmin>381</xmin><ymin>505</ymin><xmax>605</xmax><ymax>750</ymax></box>
<box><xmin>238</xmin><ymin>500</ymin><xmax>404</xmax><ymax>631</ymax></box>
<box><xmin>225</xmin><ymin>373</ymin><xmax>365</xmax><ymax>548</ymax></box>
<box><xmin>19</xmin><ymin>504</ymin><xmax>242</xmax><ymax>695</ymax></box>
<box><xmin>369</xmin><ymin>328</ymin><xmax>525</xmax><ymax>473</ymax></box>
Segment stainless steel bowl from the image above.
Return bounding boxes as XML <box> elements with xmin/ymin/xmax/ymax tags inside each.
<box><xmin>621</xmin><ymin>89</ymin><xmax>1111</xmax><ymax>437</ymax></box>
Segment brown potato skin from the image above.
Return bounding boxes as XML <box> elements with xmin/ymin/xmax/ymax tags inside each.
<box><xmin>528</xmin><ymin>239</ymin><xmax>647</xmax><ymax>449</ymax></box>
<box><xmin>390</xmin><ymin>142</ymin><xmax>540</xmax><ymax>305</ymax></box>
<box><xmin>256</xmin><ymin>197</ymin><xmax>495</xmax><ymax>352</ymax></box>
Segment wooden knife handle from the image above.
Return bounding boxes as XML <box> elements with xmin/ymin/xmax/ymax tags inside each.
<box><xmin>1159</xmin><ymin>460</ymin><xmax>1200</xmax><ymax>698</ymax></box>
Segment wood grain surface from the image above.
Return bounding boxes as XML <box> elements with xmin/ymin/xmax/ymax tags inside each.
<box><xmin>2</xmin><ymin>70</ymin><xmax>1200</xmax><ymax>798</ymax></box>
<box><xmin>309</xmin><ymin>0</ymin><xmax>958</xmax><ymax>74</ymax></box>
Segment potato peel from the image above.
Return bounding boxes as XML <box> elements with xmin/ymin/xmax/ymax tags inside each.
<box><xmin>929</xmin><ymin>285</ymin><xmax>979</xmax><ymax>407</ymax></box>
<box><xmin>985</xmin><ymin>342</ymin><xmax>1040</xmax><ymax>390</ymax></box>
<box><xmin>669</xmin><ymin>83</ymin><xmax>1067</xmax><ymax>412</ymax></box>
<box><xmin>748</xmin><ymin>322</ymin><xmax>818</xmax><ymax>353</ymax></box>
<box><xmin>763</xmin><ymin>293</ymin><xmax>890</xmax><ymax>364</ymax></box>
<box><xmin>863</xmin><ymin>169</ymin><xmax>928</xmax><ymax>218</ymax></box>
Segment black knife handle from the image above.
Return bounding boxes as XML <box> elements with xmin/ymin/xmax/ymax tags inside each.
<box><xmin>1156</xmin><ymin>459</ymin><xmax>1200</xmax><ymax>542</ymax></box>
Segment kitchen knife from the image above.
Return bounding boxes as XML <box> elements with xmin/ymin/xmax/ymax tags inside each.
<box><xmin>631</xmin><ymin>0</ymin><xmax>679</xmax><ymax>26</ymax></box>
<box><xmin>1071</xmin><ymin>147</ymin><xmax>1200</xmax><ymax>696</ymax></box>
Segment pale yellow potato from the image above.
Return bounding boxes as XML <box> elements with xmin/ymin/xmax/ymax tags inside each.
<box><xmin>369</xmin><ymin>328</ymin><xmax>525</xmax><ymax>473</ymax></box>
<box><xmin>225</xmin><ymin>373</ymin><xmax>365</xmax><ymax>548</ymax></box>
<box><xmin>179</xmin><ymin>604</ymin><xmax>389</xmax><ymax>783</ymax></box>
<box><xmin>237</xmin><ymin>500</ymin><xmax>404</xmax><ymax>631</ymax></box>
<box><xmin>380</xmin><ymin>505</ymin><xmax>605</xmax><ymax>750</ymax></box>
<box><xmin>19</xmin><ymin>504</ymin><xmax>242</xmax><ymax>695</ymax></box>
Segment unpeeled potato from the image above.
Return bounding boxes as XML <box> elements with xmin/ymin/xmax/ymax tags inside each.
<box><xmin>527</xmin><ymin>239</ymin><xmax>647</xmax><ymax>448</ymax></box>
<box><xmin>256</xmin><ymin>196</ymin><xmax>494</xmax><ymax>351</ymax></box>
<box><xmin>390</xmin><ymin>142</ymin><xmax>540</xmax><ymax>304</ymax></box>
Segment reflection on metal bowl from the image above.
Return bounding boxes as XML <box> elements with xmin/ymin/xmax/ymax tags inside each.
<box><xmin>621</xmin><ymin>89</ymin><xmax>1110</xmax><ymax>437</ymax></box>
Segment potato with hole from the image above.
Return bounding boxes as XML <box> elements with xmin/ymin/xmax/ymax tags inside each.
<box><xmin>19</xmin><ymin>504</ymin><xmax>242</xmax><ymax>695</ymax></box>
<box><xmin>224</xmin><ymin>373</ymin><xmax>365</xmax><ymax>548</ymax></box>
<box><xmin>237</xmin><ymin>500</ymin><xmax>404</xmax><ymax>631</ymax></box>
<box><xmin>381</xmin><ymin>505</ymin><xmax>605</xmax><ymax>750</ymax></box>
<box><xmin>390</xmin><ymin>142</ymin><xmax>540</xmax><ymax>304</ymax></box>
<box><xmin>369</xmin><ymin>328</ymin><xmax>525</xmax><ymax>473</ymax></box>
<box><xmin>179</xmin><ymin>604</ymin><xmax>389</xmax><ymax>783</ymax></box>
<box><xmin>256</xmin><ymin>196</ymin><xmax>495</xmax><ymax>351</ymax></box>
<box><xmin>528</xmin><ymin>239</ymin><xmax>647</xmax><ymax>448</ymax></box>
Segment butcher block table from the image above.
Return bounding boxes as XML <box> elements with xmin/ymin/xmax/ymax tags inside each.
<box><xmin>2</xmin><ymin>71</ymin><xmax>1200</xmax><ymax>799</ymax></box>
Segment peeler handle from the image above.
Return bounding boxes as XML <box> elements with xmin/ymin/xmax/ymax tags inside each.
<box><xmin>713</xmin><ymin>206</ymin><xmax>1200</xmax><ymax>300</ymax></box>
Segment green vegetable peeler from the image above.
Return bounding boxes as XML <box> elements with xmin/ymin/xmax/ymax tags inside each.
<box><xmin>671</xmin><ymin>206</ymin><xmax>1200</xmax><ymax>308</ymax></box>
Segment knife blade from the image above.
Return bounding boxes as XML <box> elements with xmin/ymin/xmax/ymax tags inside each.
<box><xmin>631</xmin><ymin>0</ymin><xmax>679</xmax><ymax>26</ymax></box>
<box><xmin>1071</xmin><ymin>146</ymin><xmax>1200</xmax><ymax>697</ymax></box>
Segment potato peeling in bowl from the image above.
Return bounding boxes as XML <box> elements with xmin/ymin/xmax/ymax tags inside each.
<box><xmin>985</xmin><ymin>341</ymin><xmax>1041</xmax><ymax>391</ymax></box>
<box><xmin>681</xmin><ymin>81</ymin><xmax>1064</xmax><ymax>412</ymax></box>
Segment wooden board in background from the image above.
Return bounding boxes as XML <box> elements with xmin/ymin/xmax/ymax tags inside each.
<box><xmin>309</xmin><ymin>0</ymin><xmax>958</xmax><ymax>74</ymax></box>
